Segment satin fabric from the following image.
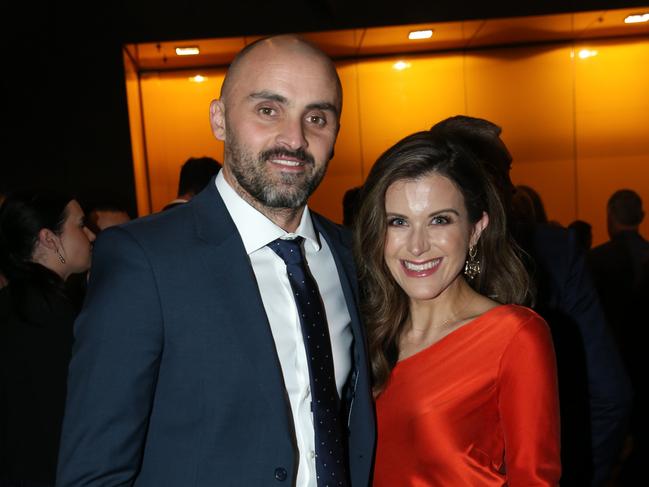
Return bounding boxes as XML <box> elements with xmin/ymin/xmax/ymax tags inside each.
<box><xmin>374</xmin><ymin>304</ymin><xmax>561</xmax><ymax>486</ymax></box>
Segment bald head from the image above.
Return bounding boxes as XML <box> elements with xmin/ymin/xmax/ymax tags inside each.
<box><xmin>220</xmin><ymin>35</ymin><xmax>342</xmax><ymax>114</ymax></box>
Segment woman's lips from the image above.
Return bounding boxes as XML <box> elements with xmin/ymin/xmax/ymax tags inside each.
<box><xmin>401</xmin><ymin>257</ymin><xmax>442</xmax><ymax>277</ymax></box>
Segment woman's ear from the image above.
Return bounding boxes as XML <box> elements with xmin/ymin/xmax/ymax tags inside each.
<box><xmin>37</xmin><ymin>228</ymin><xmax>60</xmax><ymax>251</ymax></box>
<box><xmin>470</xmin><ymin>211</ymin><xmax>490</xmax><ymax>247</ymax></box>
<box><xmin>33</xmin><ymin>228</ymin><xmax>65</xmax><ymax>265</ymax></box>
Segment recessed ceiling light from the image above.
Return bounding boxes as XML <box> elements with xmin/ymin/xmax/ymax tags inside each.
<box><xmin>189</xmin><ymin>75</ymin><xmax>207</xmax><ymax>83</ymax></box>
<box><xmin>176</xmin><ymin>46</ymin><xmax>200</xmax><ymax>56</ymax></box>
<box><xmin>393</xmin><ymin>61</ymin><xmax>411</xmax><ymax>70</ymax></box>
<box><xmin>408</xmin><ymin>30</ymin><xmax>433</xmax><ymax>40</ymax></box>
<box><xmin>578</xmin><ymin>49</ymin><xmax>598</xmax><ymax>59</ymax></box>
<box><xmin>624</xmin><ymin>13</ymin><xmax>649</xmax><ymax>24</ymax></box>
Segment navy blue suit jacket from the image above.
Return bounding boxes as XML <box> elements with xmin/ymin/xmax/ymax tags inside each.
<box><xmin>56</xmin><ymin>182</ymin><xmax>376</xmax><ymax>486</ymax></box>
<box><xmin>521</xmin><ymin>224</ymin><xmax>632</xmax><ymax>486</ymax></box>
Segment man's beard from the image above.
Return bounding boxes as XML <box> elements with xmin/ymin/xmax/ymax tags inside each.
<box><xmin>225</xmin><ymin>127</ymin><xmax>329</xmax><ymax>209</ymax></box>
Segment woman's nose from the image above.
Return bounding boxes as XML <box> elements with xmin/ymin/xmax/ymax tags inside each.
<box><xmin>85</xmin><ymin>226</ymin><xmax>96</xmax><ymax>242</ymax></box>
<box><xmin>406</xmin><ymin>227</ymin><xmax>430</xmax><ymax>256</ymax></box>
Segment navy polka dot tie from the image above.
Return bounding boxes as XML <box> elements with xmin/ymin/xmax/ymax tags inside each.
<box><xmin>269</xmin><ymin>237</ymin><xmax>350</xmax><ymax>487</ymax></box>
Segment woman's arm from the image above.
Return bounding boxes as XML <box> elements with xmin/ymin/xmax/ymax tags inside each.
<box><xmin>498</xmin><ymin>311</ymin><xmax>561</xmax><ymax>486</ymax></box>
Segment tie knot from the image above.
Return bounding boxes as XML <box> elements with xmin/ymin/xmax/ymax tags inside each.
<box><xmin>268</xmin><ymin>237</ymin><xmax>305</xmax><ymax>266</ymax></box>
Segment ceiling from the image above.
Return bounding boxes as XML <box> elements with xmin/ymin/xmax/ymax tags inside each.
<box><xmin>126</xmin><ymin>5</ymin><xmax>649</xmax><ymax>71</ymax></box>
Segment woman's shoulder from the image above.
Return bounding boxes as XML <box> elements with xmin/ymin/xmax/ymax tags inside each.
<box><xmin>495</xmin><ymin>303</ymin><xmax>543</xmax><ymax>321</ymax></box>
<box><xmin>1</xmin><ymin>281</ymin><xmax>76</xmax><ymax>328</ymax></box>
<box><xmin>480</xmin><ymin>303</ymin><xmax>549</xmax><ymax>336</ymax></box>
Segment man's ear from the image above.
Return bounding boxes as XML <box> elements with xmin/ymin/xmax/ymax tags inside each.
<box><xmin>209</xmin><ymin>99</ymin><xmax>226</xmax><ymax>141</ymax></box>
<box><xmin>470</xmin><ymin>211</ymin><xmax>490</xmax><ymax>247</ymax></box>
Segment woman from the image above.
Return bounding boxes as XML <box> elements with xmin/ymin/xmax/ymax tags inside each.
<box><xmin>0</xmin><ymin>190</ymin><xmax>95</xmax><ymax>487</ymax></box>
<box><xmin>354</xmin><ymin>131</ymin><xmax>561</xmax><ymax>486</ymax></box>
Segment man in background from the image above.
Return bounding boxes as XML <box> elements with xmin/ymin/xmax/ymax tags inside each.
<box><xmin>87</xmin><ymin>203</ymin><xmax>131</xmax><ymax>233</ymax></box>
<box><xmin>162</xmin><ymin>156</ymin><xmax>221</xmax><ymax>210</ymax></box>
<box><xmin>588</xmin><ymin>189</ymin><xmax>649</xmax><ymax>486</ymax></box>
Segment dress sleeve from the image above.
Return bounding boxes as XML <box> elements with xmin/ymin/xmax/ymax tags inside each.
<box><xmin>498</xmin><ymin>311</ymin><xmax>561</xmax><ymax>486</ymax></box>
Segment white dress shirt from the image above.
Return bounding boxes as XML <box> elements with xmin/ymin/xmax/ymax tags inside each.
<box><xmin>215</xmin><ymin>173</ymin><xmax>353</xmax><ymax>487</ymax></box>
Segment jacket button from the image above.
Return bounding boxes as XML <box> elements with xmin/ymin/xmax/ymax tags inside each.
<box><xmin>274</xmin><ymin>467</ymin><xmax>287</xmax><ymax>481</ymax></box>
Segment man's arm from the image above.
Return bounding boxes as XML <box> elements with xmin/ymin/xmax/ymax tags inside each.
<box><xmin>57</xmin><ymin>227</ymin><xmax>164</xmax><ymax>486</ymax></box>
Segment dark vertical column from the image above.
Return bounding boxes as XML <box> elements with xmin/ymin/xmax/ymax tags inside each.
<box><xmin>2</xmin><ymin>1</ymin><xmax>137</xmax><ymax>217</ymax></box>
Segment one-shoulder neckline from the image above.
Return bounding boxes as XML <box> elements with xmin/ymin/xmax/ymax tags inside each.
<box><xmin>395</xmin><ymin>303</ymin><xmax>514</xmax><ymax>367</ymax></box>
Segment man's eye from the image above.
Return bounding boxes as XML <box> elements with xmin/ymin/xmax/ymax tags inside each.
<box><xmin>259</xmin><ymin>107</ymin><xmax>276</xmax><ymax>116</ymax></box>
<box><xmin>307</xmin><ymin>115</ymin><xmax>326</xmax><ymax>126</ymax></box>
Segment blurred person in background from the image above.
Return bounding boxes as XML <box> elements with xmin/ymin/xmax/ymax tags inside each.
<box><xmin>342</xmin><ymin>186</ymin><xmax>361</xmax><ymax>228</ymax></box>
<box><xmin>588</xmin><ymin>189</ymin><xmax>649</xmax><ymax>486</ymax></box>
<box><xmin>0</xmin><ymin>190</ymin><xmax>95</xmax><ymax>487</ymax></box>
<box><xmin>568</xmin><ymin>220</ymin><xmax>593</xmax><ymax>253</ymax></box>
<box><xmin>162</xmin><ymin>156</ymin><xmax>221</xmax><ymax>211</ymax></box>
<box><xmin>86</xmin><ymin>203</ymin><xmax>131</xmax><ymax>234</ymax></box>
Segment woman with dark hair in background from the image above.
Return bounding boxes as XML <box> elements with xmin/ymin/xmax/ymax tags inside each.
<box><xmin>0</xmin><ymin>190</ymin><xmax>95</xmax><ymax>487</ymax></box>
<box><xmin>354</xmin><ymin>131</ymin><xmax>561</xmax><ymax>486</ymax></box>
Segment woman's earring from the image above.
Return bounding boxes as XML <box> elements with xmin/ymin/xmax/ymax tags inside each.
<box><xmin>56</xmin><ymin>249</ymin><xmax>66</xmax><ymax>264</ymax></box>
<box><xmin>464</xmin><ymin>245</ymin><xmax>480</xmax><ymax>280</ymax></box>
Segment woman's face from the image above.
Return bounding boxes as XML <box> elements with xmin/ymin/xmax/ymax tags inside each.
<box><xmin>383</xmin><ymin>173</ymin><xmax>487</xmax><ymax>303</ymax></box>
<box><xmin>59</xmin><ymin>200</ymin><xmax>96</xmax><ymax>277</ymax></box>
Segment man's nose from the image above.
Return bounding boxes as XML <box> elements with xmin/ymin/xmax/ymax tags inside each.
<box><xmin>276</xmin><ymin>116</ymin><xmax>307</xmax><ymax>151</ymax></box>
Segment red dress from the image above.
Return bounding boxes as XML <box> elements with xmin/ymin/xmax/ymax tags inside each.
<box><xmin>374</xmin><ymin>305</ymin><xmax>561</xmax><ymax>486</ymax></box>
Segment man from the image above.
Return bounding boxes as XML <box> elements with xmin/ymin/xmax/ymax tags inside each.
<box><xmin>86</xmin><ymin>203</ymin><xmax>131</xmax><ymax>233</ymax></box>
<box><xmin>588</xmin><ymin>189</ymin><xmax>649</xmax><ymax>486</ymax></box>
<box><xmin>57</xmin><ymin>35</ymin><xmax>375</xmax><ymax>487</ymax></box>
<box><xmin>162</xmin><ymin>156</ymin><xmax>221</xmax><ymax>211</ymax></box>
<box><xmin>430</xmin><ymin>116</ymin><xmax>632</xmax><ymax>487</ymax></box>
<box><xmin>568</xmin><ymin>219</ymin><xmax>593</xmax><ymax>253</ymax></box>
<box><xmin>589</xmin><ymin>189</ymin><xmax>649</xmax><ymax>339</ymax></box>
<box><xmin>341</xmin><ymin>186</ymin><xmax>361</xmax><ymax>228</ymax></box>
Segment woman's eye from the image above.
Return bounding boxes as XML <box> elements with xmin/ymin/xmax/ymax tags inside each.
<box><xmin>388</xmin><ymin>217</ymin><xmax>407</xmax><ymax>226</ymax></box>
<box><xmin>431</xmin><ymin>215</ymin><xmax>450</xmax><ymax>225</ymax></box>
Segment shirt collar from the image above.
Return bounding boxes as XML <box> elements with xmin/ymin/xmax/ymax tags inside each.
<box><xmin>168</xmin><ymin>198</ymin><xmax>189</xmax><ymax>205</ymax></box>
<box><xmin>215</xmin><ymin>171</ymin><xmax>321</xmax><ymax>255</ymax></box>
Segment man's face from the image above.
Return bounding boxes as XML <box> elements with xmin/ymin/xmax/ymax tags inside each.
<box><xmin>211</xmin><ymin>42</ymin><xmax>341</xmax><ymax>209</ymax></box>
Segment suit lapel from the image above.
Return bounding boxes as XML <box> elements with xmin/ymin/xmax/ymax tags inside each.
<box><xmin>188</xmin><ymin>183</ymin><xmax>292</xmax><ymax>427</ymax></box>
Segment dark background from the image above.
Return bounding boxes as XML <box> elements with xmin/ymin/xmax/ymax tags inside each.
<box><xmin>2</xmin><ymin>0</ymin><xmax>646</xmax><ymax>215</ymax></box>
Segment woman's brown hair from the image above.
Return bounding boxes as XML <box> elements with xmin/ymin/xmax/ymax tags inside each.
<box><xmin>353</xmin><ymin>131</ymin><xmax>532</xmax><ymax>394</ymax></box>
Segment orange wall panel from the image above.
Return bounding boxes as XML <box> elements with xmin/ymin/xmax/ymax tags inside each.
<box><xmin>464</xmin><ymin>45</ymin><xmax>577</xmax><ymax>226</ymax></box>
<box><xmin>309</xmin><ymin>61</ymin><xmax>364</xmax><ymax>223</ymax></box>
<box><xmin>139</xmin><ymin>70</ymin><xmax>225</xmax><ymax>212</ymax></box>
<box><xmin>356</xmin><ymin>52</ymin><xmax>466</xmax><ymax>169</ymax></box>
<box><xmin>574</xmin><ymin>38</ymin><xmax>649</xmax><ymax>246</ymax></box>
<box><xmin>123</xmin><ymin>51</ymin><xmax>151</xmax><ymax>216</ymax></box>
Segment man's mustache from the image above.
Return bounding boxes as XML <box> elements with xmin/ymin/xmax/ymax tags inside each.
<box><xmin>260</xmin><ymin>147</ymin><xmax>315</xmax><ymax>166</ymax></box>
